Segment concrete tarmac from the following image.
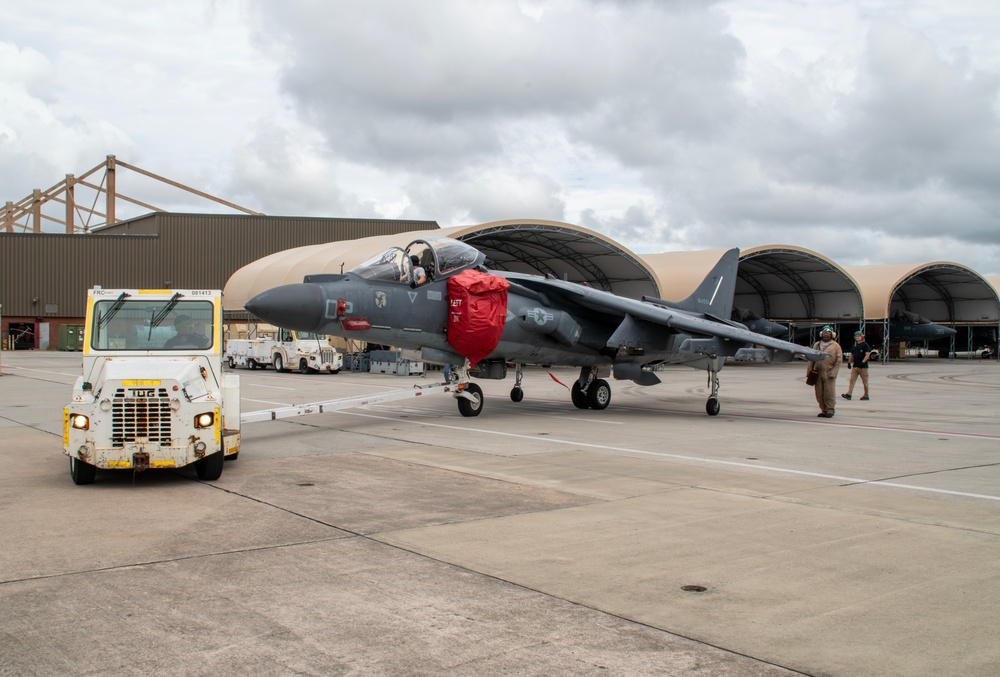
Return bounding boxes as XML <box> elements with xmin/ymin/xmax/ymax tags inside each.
<box><xmin>1</xmin><ymin>350</ymin><xmax>998</xmax><ymax>676</ymax></box>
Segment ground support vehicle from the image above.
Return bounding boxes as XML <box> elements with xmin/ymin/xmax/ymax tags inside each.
<box><xmin>225</xmin><ymin>328</ymin><xmax>342</xmax><ymax>373</ymax></box>
<box><xmin>63</xmin><ymin>288</ymin><xmax>240</xmax><ymax>485</ymax></box>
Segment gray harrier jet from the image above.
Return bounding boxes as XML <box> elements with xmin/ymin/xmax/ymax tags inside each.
<box><xmin>889</xmin><ymin>309</ymin><xmax>957</xmax><ymax>342</ymax></box>
<box><xmin>246</xmin><ymin>236</ymin><xmax>828</xmax><ymax>417</ymax></box>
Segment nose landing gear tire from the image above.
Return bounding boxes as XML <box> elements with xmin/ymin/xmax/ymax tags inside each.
<box><xmin>510</xmin><ymin>386</ymin><xmax>524</xmax><ymax>402</ymax></box>
<box><xmin>457</xmin><ymin>383</ymin><xmax>484</xmax><ymax>417</ymax></box>
<box><xmin>706</xmin><ymin>398</ymin><xmax>720</xmax><ymax>416</ymax></box>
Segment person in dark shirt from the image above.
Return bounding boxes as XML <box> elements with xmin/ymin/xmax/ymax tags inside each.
<box><xmin>164</xmin><ymin>315</ymin><xmax>209</xmax><ymax>349</ymax></box>
<box><xmin>842</xmin><ymin>330</ymin><xmax>872</xmax><ymax>401</ymax></box>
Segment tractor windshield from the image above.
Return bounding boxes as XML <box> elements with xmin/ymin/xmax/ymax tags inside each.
<box><xmin>91</xmin><ymin>299</ymin><xmax>215</xmax><ymax>350</ymax></box>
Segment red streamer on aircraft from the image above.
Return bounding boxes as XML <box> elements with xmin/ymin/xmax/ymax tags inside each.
<box><xmin>548</xmin><ymin>371</ymin><xmax>570</xmax><ymax>390</ymax></box>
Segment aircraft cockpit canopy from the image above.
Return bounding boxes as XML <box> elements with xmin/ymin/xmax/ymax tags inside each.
<box><xmin>892</xmin><ymin>309</ymin><xmax>932</xmax><ymax>325</ymax></box>
<box><xmin>351</xmin><ymin>247</ymin><xmax>408</xmax><ymax>282</ymax></box>
<box><xmin>350</xmin><ymin>237</ymin><xmax>486</xmax><ymax>283</ymax></box>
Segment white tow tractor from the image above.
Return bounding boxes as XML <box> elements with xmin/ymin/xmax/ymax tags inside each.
<box><xmin>63</xmin><ymin>288</ymin><xmax>240</xmax><ymax>485</ymax></box>
<box><xmin>225</xmin><ymin>327</ymin><xmax>343</xmax><ymax>373</ymax></box>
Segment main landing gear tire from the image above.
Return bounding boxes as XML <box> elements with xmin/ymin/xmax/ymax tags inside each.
<box><xmin>70</xmin><ymin>457</ymin><xmax>97</xmax><ymax>485</ymax></box>
<box><xmin>571</xmin><ymin>382</ymin><xmax>590</xmax><ymax>409</ymax></box>
<box><xmin>273</xmin><ymin>355</ymin><xmax>284</xmax><ymax>372</ymax></box>
<box><xmin>706</xmin><ymin>398</ymin><xmax>720</xmax><ymax>416</ymax></box>
<box><xmin>510</xmin><ymin>386</ymin><xmax>524</xmax><ymax>402</ymax></box>
<box><xmin>587</xmin><ymin>379</ymin><xmax>611</xmax><ymax>410</ymax></box>
<box><xmin>195</xmin><ymin>451</ymin><xmax>224</xmax><ymax>481</ymax></box>
<box><xmin>457</xmin><ymin>383</ymin><xmax>484</xmax><ymax>417</ymax></box>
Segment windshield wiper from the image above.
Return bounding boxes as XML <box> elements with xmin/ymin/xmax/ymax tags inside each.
<box><xmin>97</xmin><ymin>292</ymin><xmax>131</xmax><ymax>327</ymax></box>
<box><xmin>146</xmin><ymin>292</ymin><xmax>183</xmax><ymax>339</ymax></box>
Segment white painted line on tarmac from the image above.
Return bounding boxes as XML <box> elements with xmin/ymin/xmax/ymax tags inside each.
<box><xmin>339</xmin><ymin>410</ymin><xmax>1000</xmax><ymax>503</ymax></box>
<box><xmin>737</xmin><ymin>416</ymin><xmax>1000</xmax><ymax>441</ymax></box>
<box><xmin>1</xmin><ymin>365</ymin><xmax>79</xmax><ymax>378</ymax></box>
<box><xmin>243</xmin><ymin>398</ymin><xmax>292</xmax><ymax>407</ymax></box>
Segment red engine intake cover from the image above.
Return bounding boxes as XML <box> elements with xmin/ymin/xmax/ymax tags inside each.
<box><xmin>446</xmin><ymin>269</ymin><xmax>509</xmax><ymax>367</ymax></box>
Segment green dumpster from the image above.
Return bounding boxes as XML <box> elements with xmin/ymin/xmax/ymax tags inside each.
<box><xmin>58</xmin><ymin>325</ymin><xmax>84</xmax><ymax>351</ymax></box>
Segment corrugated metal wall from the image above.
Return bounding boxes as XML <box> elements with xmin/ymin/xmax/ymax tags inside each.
<box><xmin>0</xmin><ymin>214</ymin><xmax>437</xmax><ymax>318</ymax></box>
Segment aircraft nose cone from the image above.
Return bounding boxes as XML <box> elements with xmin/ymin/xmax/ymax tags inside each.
<box><xmin>245</xmin><ymin>283</ymin><xmax>326</xmax><ymax>332</ymax></box>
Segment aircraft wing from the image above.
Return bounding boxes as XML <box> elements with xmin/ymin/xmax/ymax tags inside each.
<box><xmin>502</xmin><ymin>273</ymin><xmax>829</xmax><ymax>363</ymax></box>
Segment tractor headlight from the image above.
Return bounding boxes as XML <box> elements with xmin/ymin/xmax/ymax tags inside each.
<box><xmin>71</xmin><ymin>414</ymin><xmax>90</xmax><ymax>430</ymax></box>
<box><xmin>194</xmin><ymin>412</ymin><xmax>215</xmax><ymax>429</ymax></box>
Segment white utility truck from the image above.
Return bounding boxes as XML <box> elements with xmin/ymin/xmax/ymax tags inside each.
<box><xmin>63</xmin><ymin>288</ymin><xmax>240</xmax><ymax>485</ymax></box>
<box><xmin>225</xmin><ymin>327</ymin><xmax>343</xmax><ymax>373</ymax></box>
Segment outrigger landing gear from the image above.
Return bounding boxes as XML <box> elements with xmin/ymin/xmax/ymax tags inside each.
<box><xmin>449</xmin><ymin>359</ymin><xmax>484</xmax><ymax>417</ymax></box>
<box><xmin>705</xmin><ymin>367</ymin><xmax>721</xmax><ymax>416</ymax></box>
<box><xmin>572</xmin><ymin>367</ymin><xmax>611</xmax><ymax>411</ymax></box>
<box><xmin>510</xmin><ymin>363</ymin><xmax>524</xmax><ymax>402</ymax></box>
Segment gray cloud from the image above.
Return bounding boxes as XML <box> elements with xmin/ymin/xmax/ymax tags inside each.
<box><xmin>3</xmin><ymin>1</ymin><xmax>999</xmax><ymax>275</ymax></box>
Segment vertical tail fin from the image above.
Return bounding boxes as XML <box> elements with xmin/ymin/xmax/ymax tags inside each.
<box><xmin>644</xmin><ymin>248</ymin><xmax>740</xmax><ymax>321</ymax></box>
<box><xmin>673</xmin><ymin>248</ymin><xmax>739</xmax><ymax>320</ymax></box>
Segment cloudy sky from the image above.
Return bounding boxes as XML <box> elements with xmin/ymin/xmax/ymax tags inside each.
<box><xmin>4</xmin><ymin>0</ymin><xmax>999</xmax><ymax>275</ymax></box>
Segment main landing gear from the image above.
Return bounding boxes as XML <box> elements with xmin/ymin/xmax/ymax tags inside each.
<box><xmin>453</xmin><ymin>361</ymin><xmax>722</xmax><ymax>417</ymax></box>
<box><xmin>571</xmin><ymin>367</ymin><xmax>611</xmax><ymax>410</ymax></box>
<box><xmin>505</xmin><ymin>364</ymin><xmax>611</xmax><ymax>411</ymax></box>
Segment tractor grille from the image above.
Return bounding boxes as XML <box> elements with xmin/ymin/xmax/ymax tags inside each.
<box><xmin>321</xmin><ymin>349</ymin><xmax>335</xmax><ymax>364</ymax></box>
<box><xmin>111</xmin><ymin>387</ymin><xmax>172</xmax><ymax>447</ymax></box>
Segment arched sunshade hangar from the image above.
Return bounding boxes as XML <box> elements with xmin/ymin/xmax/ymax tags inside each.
<box><xmin>846</xmin><ymin>262</ymin><xmax>1000</xmax><ymax>359</ymax></box>
<box><xmin>851</xmin><ymin>261</ymin><xmax>1000</xmax><ymax>351</ymax></box>
<box><xmin>847</xmin><ymin>263</ymin><xmax>1000</xmax><ymax>324</ymax></box>
<box><xmin>736</xmin><ymin>246</ymin><xmax>864</xmax><ymax>327</ymax></box>
<box><xmin>989</xmin><ymin>276</ymin><xmax>1000</xmax><ymax>302</ymax></box>
<box><xmin>447</xmin><ymin>220</ymin><xmax>658</xmax><ymax>299</ymax></box>
<box><xmin>223</xmin><ymin>219</ymin><xmax>659</xmax><ymax>311</ymax></box>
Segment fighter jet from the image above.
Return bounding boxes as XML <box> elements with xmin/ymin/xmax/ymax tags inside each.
<box><xmin>245</xmin><ymin>236</ymin><xmax>829</xmax><ymax>417</ymax></box>
<box><xmin>889</xmin><ymin>309</ymin><xmax>957</xmax><ymax>341</ymax></box>
<box><xmin>731</xmin><ymin>307</ymin><xmax>789</xmax><ymax>338</ymax></box>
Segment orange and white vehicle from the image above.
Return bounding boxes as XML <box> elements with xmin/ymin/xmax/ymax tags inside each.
<box><xmin>63</xmin><ymin>287</ymin><xmax>240</xmax><ymax>485</ymax></box>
